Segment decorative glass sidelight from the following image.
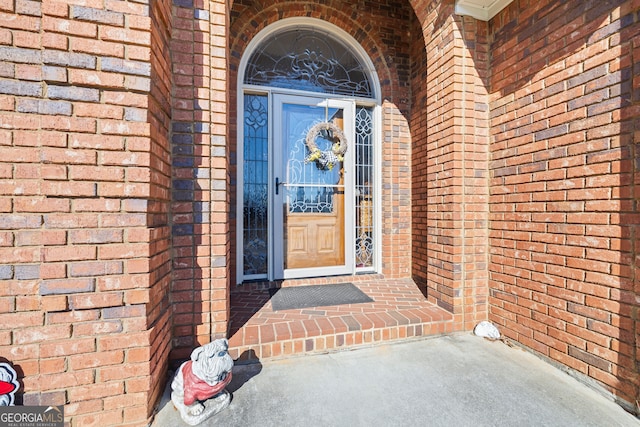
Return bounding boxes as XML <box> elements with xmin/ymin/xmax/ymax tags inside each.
<box><xmin>355</xmin><ymin>107</ymin><xmax>374</xmax><ymax>269</ymax></box>
<box><xmin>242</xmin><ymin>94</ymin><xmax>269</xmax><ymax>276</ymax></box>
<box><xmin>244</xmin><ymin>28</ymin><xmax>373</xmax><ymax>98</ymax></box>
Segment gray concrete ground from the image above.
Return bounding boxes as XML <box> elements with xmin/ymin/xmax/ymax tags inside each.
<box><xmin>152</xmin><ymin>334</ymin><xmax>639</xmax><ymax>427</ymax></box>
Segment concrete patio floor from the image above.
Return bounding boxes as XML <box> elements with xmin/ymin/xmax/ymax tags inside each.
<box><xmin>151</xmin><ymin>333</ymin><xmax>639</xmax><ymax>427</ymax></box>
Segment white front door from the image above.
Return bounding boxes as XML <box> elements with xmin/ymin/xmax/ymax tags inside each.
<box><xmin>272</xmin><ymin>95</ymin><xmax>355</xmax><ymax>280</ymax></box>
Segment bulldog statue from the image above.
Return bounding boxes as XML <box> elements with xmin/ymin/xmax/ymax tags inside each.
<box><xmin>171</xmin><ymin>339</ymin><xmax>234</xmax><ymax>425</ymax></box>
<box><xmin>0</xmin><ymin>362</ymin><xmax>19</xmax><ymax>406</ymax></box>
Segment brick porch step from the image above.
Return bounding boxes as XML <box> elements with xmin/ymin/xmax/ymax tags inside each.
<box><xmin>227</xmin><ymin>278</ymin><xmax>455</xmax><ymax>362</ymax></box>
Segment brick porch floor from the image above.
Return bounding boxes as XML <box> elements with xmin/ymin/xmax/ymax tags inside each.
<box><xmin>227</xmin><ymin>276</ymin><xmax>456</xmax><ymax>362</ymax></box>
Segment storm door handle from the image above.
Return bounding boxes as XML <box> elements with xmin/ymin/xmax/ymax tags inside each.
<box><xmin>275</xmin><ymin>177</ymin><xmax>286</xmax><ymax>195</ymax></box>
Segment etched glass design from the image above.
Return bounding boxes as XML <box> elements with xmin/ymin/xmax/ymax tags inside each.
<box><xmin>355</xmin><ymin>107</ymin><xmax>374</xmax><ymax>268</ymax></box>
<box><xmin>285</xmin><ymin>104</ymin><xmax>342</xmax><ymax>213</ymax></box>
<box><xmin>243</xmin><ymin>94</ymin><xmax>269</xmax><ymax>276</ymax></box>
<box><xmin>244</xmin><ymin>28</ymin><xmax>373</xmax><ymax>97</ymax></box>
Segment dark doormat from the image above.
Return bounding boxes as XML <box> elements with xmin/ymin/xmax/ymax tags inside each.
<box><xmin>269</xmin><ymin>283</ymin><xmax>374</xmax><ymax>311</ymax></box>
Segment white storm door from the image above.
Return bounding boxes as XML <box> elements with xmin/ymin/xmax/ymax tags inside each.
<box><xmin>272</xmin><ymin>95</ymin><xmax>355</xmax><ymax>280</ymax></box>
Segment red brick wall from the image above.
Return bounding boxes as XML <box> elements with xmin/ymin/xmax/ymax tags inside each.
<box><xmin>411</xmin><ymin>0</ymin><xmax>490</xmax><ymax>330</ymax></box>
<box><xmin>147</xmin><ymin>0</ymin><xmax>173</xmax><ymax>421</ymax></box>
<box><xmin>488</xmin><ymin>0</ymin><xmax>639</xmax><ymax>411</ymax></box>
<box><xmin>1</xmin><ymin>0</ymin><xmax>638</xmax><ymax>423</ymax></box>
<box><xmin>169</xmin><ymin>0</ymin><xmax>230</xmax><ymax>362</ymax></box>
<box><xmin>0</xmin><ymin>0</ymin><xmax>172</xmax><ymax>424</ymax></box>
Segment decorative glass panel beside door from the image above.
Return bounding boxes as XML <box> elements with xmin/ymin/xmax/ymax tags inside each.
<box><xmin>355</xmin><ymin>106</ymin><xmax>374</xmax><ymax>269</ymax></box>
<box><xmin>242</xmin><ymin>94</ymin><xmax>269</xmax><ymax>277</ymax></box>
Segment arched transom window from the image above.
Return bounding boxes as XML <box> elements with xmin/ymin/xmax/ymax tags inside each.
<box><xmin>244</xmin><ymin>26</ymin><xmax>374</xmax><ymax>98</ymax></box>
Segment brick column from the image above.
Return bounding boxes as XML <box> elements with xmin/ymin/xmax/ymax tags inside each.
<box><xmin>170</xmin><ymin>0</ymin><xmax>230</xmax><ymax>361</ymax></box>
<box><xmin>0</xmin><ymin>0</ymin><xmax>172</xmax><ymax>424</ymax></box>
<box><xmin>411</xmin><ymin>0</ymin><xmax>490</xmax><ymax>330</ymax></box>
<box><xmin>634</xmin><ymin>28</ymin><xmax>640</xmax><ymax>417</ymax></box>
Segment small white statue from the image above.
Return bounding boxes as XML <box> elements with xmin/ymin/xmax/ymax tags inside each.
<box><xmin>473</xmin><ymin>321</ymin><xmax>501</xmax><ymax>340</ymax></box>
<box><xmin>171</xmin><ymin>338</ymin><xmax>234</xmax><ymax>425</ymax></box>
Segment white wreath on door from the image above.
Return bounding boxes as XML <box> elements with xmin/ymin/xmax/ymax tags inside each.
<box><xmin>304</xmin><ymin>122</ymin><xmax>348</xmax><ymax>171</ymax></box>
